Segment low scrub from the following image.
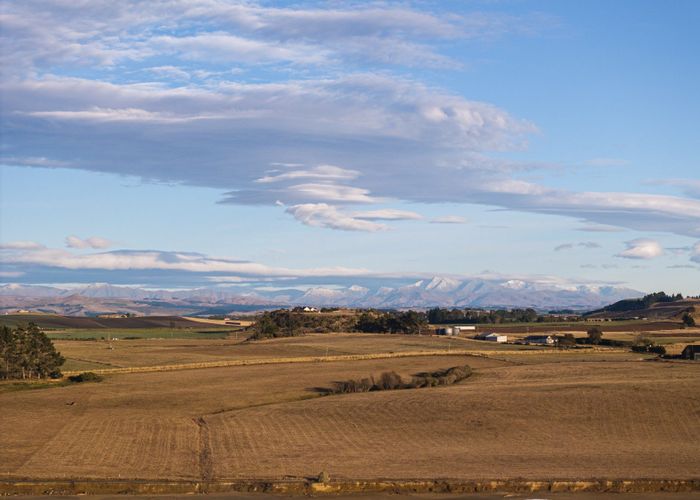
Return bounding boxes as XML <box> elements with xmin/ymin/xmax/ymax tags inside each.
<box><xmin>67</xmin><ymin>372</ymin><xmax>103</xmax><ymax>383</ymax></box>
<box><xmin>329</xmin><ymin>364</ymin><xmax>471</xmax><ymax>394</ymax></box>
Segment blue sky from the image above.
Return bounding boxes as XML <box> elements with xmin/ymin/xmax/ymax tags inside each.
<box><xmin>1</xmin><ymin>0</ymin><xmax>699</xmax><ymax>295</ymax></box>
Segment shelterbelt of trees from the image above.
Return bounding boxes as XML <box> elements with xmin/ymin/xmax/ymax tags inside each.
<box><xmin>248</xmin><ymin>309</ymin><xmax>427</xmax><ymax>340</ymax></box>
<box><xmin>0</xmin><ymin>323</ymin><xmax>64</xmax><ymax>379</ymax></box>
<box><xmin>426</xmin><ymin>307</ymin><xmax>580</xmax><ymax>324</ymax></box>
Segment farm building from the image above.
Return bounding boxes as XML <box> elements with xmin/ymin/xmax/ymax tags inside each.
<box><xmin>681</xmin><ymin>344</ymin><xmax>700</xmax><ymax>360</ymax></box>
<box><xmin>524</xmin><ymin>335</ymin><xmax>555</xmax><ymax>345</ymax></box>
<box><xmin>475</xmin><ymin>332</ymin><xmax>508</xmax><ymax>343</ymax></box>
<box><xmin>435</xmin><ymin>327</ymin><xmax>457</xmax><ymax>336</ymax></box>
<box><xmin>452</xmin><ymin>325</ymin><xmax>476</xmax><ymax>333</ymax></box>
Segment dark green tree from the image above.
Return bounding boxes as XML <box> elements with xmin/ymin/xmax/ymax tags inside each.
<box><xmin>682</xmin><ymin>312</ymin><xmax>696</xmax><ymax>327</ymax></box>
<box><xmin>587</xmin><ymin>326</ymin><xmax>603</xmax><ymax>345</ymax></box>
<box><xmin>0</xmin><ymin>323</ymin><xmax>64</xmax><ymax>379</ymax></box>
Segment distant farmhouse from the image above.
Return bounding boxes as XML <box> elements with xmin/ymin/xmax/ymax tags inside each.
<box><xmin>475</xmin><ymin>332</ymin><xmax>508</xmax><ymax>343</ymax></box>
<box><xmin>523</xmin><ymin>335</ymin><xmax>556</xmax><ymax>345</ymax></box>
<box><xmin>681</xmin><ymin>344</ymin><xmax>700</xmax><ymax>360</ymax></box>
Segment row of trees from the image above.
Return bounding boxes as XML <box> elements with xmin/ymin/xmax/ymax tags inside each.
<box><xmin>248</xmin><ymin>309</ymin><xmax>428</xmax><ymax>340</ymax></box>
<box><xmin>427</xmin><ymin>307</ymin><xmax>575</xmax><ymax>325</ymax></box>
<box><xmin>0</xmin><ymin>323</ymin><xmax>64</xmax><ymax>379</ymax></box>
<box><xmin>355</xmin><ymin>311</ymin><xmax>426</xmax><ymax>334</ymax></box>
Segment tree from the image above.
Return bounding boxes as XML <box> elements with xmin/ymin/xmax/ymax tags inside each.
<box><xmin>0</xmin><ymin>323</ymin><xmax>64</xmax><ymax>379</ymax></box>
<box><xmin>682</xmin><ymin>312</ymin><xmax>696</xmax><ymax>327</ymax></box>
<box><xmin>587</xmin><ymin>326</ymin><xmax>603</xmax><ymax>345</ymax></box>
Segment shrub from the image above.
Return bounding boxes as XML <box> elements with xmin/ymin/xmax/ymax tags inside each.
<box><xmin>377</xmin><ymin>371</ymin><xmax>403</xmax><ymax>390</ymax></box>
<box><xmin>331</xmin><ymin>365</ymin><xmax>471</xmax><ymax>394</ymax></box>
<box><xmin>68</xmin><ymin>372</ymin><xmax>103</xmax><ymax>383</ymax></box>
<box><xmin>682</xmin><ymin>312</ymin><xmax>696</xmax><ymax>328</ymax></box>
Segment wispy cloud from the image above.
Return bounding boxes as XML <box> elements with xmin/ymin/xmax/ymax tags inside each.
<box><xmin>616</xmin><ymin>239</ymin><xmax>664</xmax><ymax>260</ymax></box>
<box><xmin>430</xmin><ymin>215</ymin><xmax>468</xmax><ymax>224</ymax></box>
<box><xmin>65</xmin><ymin>235</ymin><xmax>113</xmax><ymax>249</ymax></box>
<box><xmin>1</xmin><ymin>245</ymin><xmax>371</xmax><ymax>278</ymax></box>
<box><xmin>576</xmin><ymin>224</ymin><xmax>624</xmax><ymax>233</ymax></box>
<box><xmin>0</xmin><ymin>241</ymin><xmax>45</xmax><ymax>250</ymax></box>
<box><xmin>285</xmin><ymin>203</ymin><xmax>388</xmax><ymax>232</ymax></box>
<box><xmin>2</xmin><ymin>1</ymin><xmax>699</xmax><ymax>238</ymax></box>
<box><xmin>554</xmin><ymin>241</ymin><xmax>601</xmax><ymax>251</ymax></box>
<box><xmin>352</xmin><ymin>209</ymin><xmax>423</xmax><ymax>221</ymax></box>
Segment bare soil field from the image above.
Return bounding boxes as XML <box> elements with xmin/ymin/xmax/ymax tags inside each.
<box><xmin>0</xmin><ymin>314</ymin><xmax>216</xmax><ymax>330</ymax></box>
<box><xmin>2</xmin><ymin>333</ymin><xmax>698</xmax><ymax>490</ymax></box>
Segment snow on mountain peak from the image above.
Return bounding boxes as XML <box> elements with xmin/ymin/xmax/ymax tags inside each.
<box><xmin>503</xmin><ymin>279</ymin><xmax>527</xmax><ymax>290</ymax></box>
<box><xmin>425</xmin><ymin>276</ymin><xmax>461</xmax><ymax>292</ymax></box>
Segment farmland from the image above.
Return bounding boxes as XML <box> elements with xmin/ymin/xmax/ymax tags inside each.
<box><xmin>1</xmin><ymin>321</ymin><xmax>699</xmax><ymax>495</ymax></box>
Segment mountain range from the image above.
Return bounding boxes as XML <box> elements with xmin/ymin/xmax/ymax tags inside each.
<box><xmin>0</xmin><ymin>278</ymin><xmax>643</xmax><ymax>316</ymax></box>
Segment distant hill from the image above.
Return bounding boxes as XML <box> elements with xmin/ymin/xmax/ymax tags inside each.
<box><xmin>585</xmin><ymin>292</ymin><xmax>697</xmax><ymax>320</ymax></box>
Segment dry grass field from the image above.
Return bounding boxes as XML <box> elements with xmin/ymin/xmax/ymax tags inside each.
<box><xmin>54</xmin><ymin>333</ymin><xmax>540</xmax><ymax>370</ymax></box>
<box><xmin>2</xmin><ymin>333</ymin><xmax>699</xmax><ymax>487</ymax></box>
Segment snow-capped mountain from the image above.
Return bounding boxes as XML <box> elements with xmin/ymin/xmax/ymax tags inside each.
<box><xmin>0</xmin><ymin>277</ymin><xmax>643</xmax><ymax>314</ymax></box>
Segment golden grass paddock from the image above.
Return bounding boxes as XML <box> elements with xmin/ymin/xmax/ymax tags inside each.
<box><xmin>1</xmin><ymin>332</ymin><xmax>699</xmax><ymax>487</ymax></box>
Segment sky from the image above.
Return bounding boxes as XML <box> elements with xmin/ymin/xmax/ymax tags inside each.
<box><xmin>1</xmin><ymin>0</ymin><xmax>699</xmax><ymax>295</ymax></box>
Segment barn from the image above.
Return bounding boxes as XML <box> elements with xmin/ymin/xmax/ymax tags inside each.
<box><xmin>476</xmin><ymin>332</ymin><xmax>508</xmax><ymax>343</ymax></box>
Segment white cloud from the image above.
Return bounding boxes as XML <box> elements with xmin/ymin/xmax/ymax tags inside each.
<box><xmin>255</xmin><ymin>165</ymin><xmax>360</xmax><ymax>184</ymax></box>
<box><xmin>616</xmin><ymin>239</ymin><xmax>664</xmax><ymax>260</ymax></box>
<box><xmin>1</xmin><ymin>1</ymin><xmax>548</xmax><ymax>76</ymax></box>
<box><xmin>0</xmin><ymin>241</ymin><xmax>45</xmax><ymax>250</ymax></box>
<box><xmin>285</xmin><ymin>204</ymin><xmax>388</xmax><ymax>232</ymax></box>
<box><xmin>284</xmin><ymin>183</ymin><xmax>384</xmax><ymax>204</ymax></box>
<box><xmin>2</xmin><ymin>1</ymin><xmax>699</xmax><ymax>237</ymax></box>
<box><xmin>430</xmin><ymin>215</ymin><xmax>468</xmax><ymax>224</ymax></box>
<box><xmin>65</xmin><ymin>236</ymin><xmax>113</xmax><ymax>249</ymax></box>
<box><xmin>352</xmin><ymin>209</ymin><xmax>423</xmax><ymax>221</ymax></box>
<box><xmin>153</xmin><ymin>33</ymin><xmax>328</xmax><ymax>65</ymax></box>
<box><xmin>1</xmin><ymin>246</ymin><xmax>370</xmax><ymax>277</ymax></box>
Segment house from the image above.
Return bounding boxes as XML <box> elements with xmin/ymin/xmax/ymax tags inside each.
<box><xmin>524</xmin><ymin>335</ymin><xmax>555</xmax><ymax>345</ymax></box>
<box><xmin>475</xmin><ymin>332</ymin><xmax>507</xmax><ymax>343</ymax></box>
<box><xmin>681</xmin><ymin>344</ymin><xmax>700</xmax><ymax>360</ymax></box>
<box><xmin>303</xmin><ymin>306</ymin><xmax>319</xmax><ymax>312</ymax></box>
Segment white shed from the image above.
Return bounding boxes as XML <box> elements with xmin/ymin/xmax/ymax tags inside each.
<box><xmin>480</xmin><ymin>332</ymin><xmax>507</xmax><ymax>343</ymax></box>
